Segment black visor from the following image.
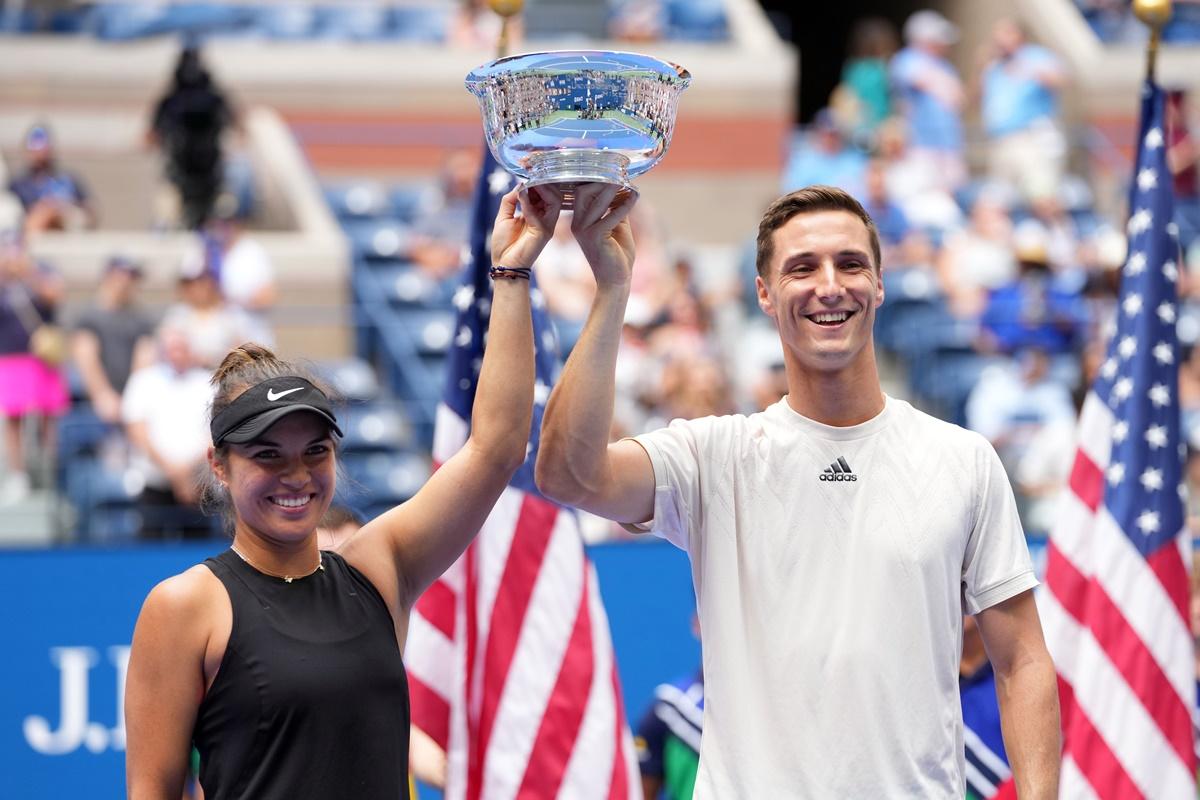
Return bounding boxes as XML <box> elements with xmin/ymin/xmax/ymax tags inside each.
<box><xmin>210</xmin><ymin>376</ymin><xmax>342</xmax><ymax>446</ymax></box>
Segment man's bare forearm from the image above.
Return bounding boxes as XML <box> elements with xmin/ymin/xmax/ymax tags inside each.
<box><xmin>536</xmin><ymin>282</ymin><xmax>629</xmax><ymax>502</ymax></box>
<box><xmin>995</xmin><ymin>653</ymin><xmax>1061</xmax><ymax>798</ymax></box>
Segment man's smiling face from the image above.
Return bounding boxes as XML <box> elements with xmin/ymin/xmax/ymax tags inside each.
<box><xmin>756</xmin><ymin>209</ymin><xmax>884</xmax><ymax>377</ymax></box>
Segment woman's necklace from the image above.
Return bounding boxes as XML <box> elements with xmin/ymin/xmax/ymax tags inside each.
<box><xmin>230</xmin><ymin>544</ymin><xmax>323</xmax><ymax>583</ymax></box>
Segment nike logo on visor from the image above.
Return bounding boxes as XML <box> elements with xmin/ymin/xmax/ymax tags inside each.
<box><xmin>267</xmin><ymin>387</ymin><xmax>304</xmax><ymax>401</ymax></box>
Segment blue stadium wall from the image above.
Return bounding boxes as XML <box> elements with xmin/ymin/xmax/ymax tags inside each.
<box><xmin>0</xmin><ymin>540</ymin><xmax>699</xmax><ymax>799</ymax></box>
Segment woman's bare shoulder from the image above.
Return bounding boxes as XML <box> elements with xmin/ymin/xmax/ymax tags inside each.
<box><xmin>136</xmin><ymin>563</ymin><xmax>227</xmax><ymax>633</ymax></box>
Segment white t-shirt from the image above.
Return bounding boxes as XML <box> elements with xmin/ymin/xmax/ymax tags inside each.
<box><xmin>122</xmin><ymin>363</ymin><xmax>214</xmax><ymax>490</ymax></box>
<box><xmin>219</xmin><ymin>237</ymin><xmax>273</xmax><ymax>308</ymax></box>
<box><xmin>632</xmin><ymin>396</ymin><xmax>1036</xmax><ymax>798</ymax></box>
<box><xmin>219</xmin><ymin>236</ymin><xmax>276</xmax><ymax>347</ymax></box>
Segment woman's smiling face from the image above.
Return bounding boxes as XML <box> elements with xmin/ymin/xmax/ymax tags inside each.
<box><xmin>219</xmin><ymin>411</ymin><xmax>337</xmax><ymax>544</ymax></box>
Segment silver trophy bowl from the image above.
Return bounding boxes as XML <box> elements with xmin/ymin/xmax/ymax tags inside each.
<box><xmin>466</xmin><ymin>50</ymin><xmax>691</xmax><ymax>207</ymax></box>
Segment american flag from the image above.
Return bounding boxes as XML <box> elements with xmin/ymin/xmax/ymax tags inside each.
<box><xmin>1039</xmin><ymin>81</ymin><xmax>1196</xmax><ymax>798</ymax></box>
<box><xmin>405</xmin><ymin>149</ymin><xmax>641</xmax><ymax>799</ymax></box>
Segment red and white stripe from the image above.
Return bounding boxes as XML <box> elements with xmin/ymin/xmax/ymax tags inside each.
<box><xmin>406</xmin><ymin>403</ymin><xmax>640</xmax><ymax>799</ymax></box>
<box><xmin>1040</xmin><ymin>393</ymin><xmax>1196</xmax><ymax>798</ymax></box>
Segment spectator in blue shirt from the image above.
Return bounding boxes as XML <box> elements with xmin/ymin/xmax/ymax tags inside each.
<box><xmin>861</xmin><ymin>158</ymin><xmax>910</xmax><ymax>254</ymax></box>
<box><xmin>978</xmin><ymin>19</ymin><xmax>1069</xmax><ymax>200</ymax></box>
<box><xmin>890</xmin><ymin>10</ymin><xmax>966</xmax><ymax>189</ymax></box>
<box><xmin>978</xmin><ymin>222</ymin><xmax>1088</xmax><ymax>356</ymax></box>
<box><xmin>7</xmin><ymin>124</ymin><xmax>95</xmax><ymax>234</ymax></box>
<box><xmin>780</xmin><ymin>108</ymin><xmax>867</xmax><ymax>198</ymax></box>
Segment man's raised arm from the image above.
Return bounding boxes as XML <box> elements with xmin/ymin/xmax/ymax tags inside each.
<box><xmin>535</xmin><ymin>183</ymin><xmax>656</xmax><ymax>525</ymax></box>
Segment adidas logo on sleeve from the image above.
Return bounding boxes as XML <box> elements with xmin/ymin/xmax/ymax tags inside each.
<box><xmin>819</xmin><ymin>456</ymin><xmax>857</xmax><ymax>482</ymax></box>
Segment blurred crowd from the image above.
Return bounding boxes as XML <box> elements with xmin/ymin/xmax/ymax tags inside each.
<box><xmin>0</xmin><ymin>45</ymin><xmax>273</xmax><ymax>540</ymax></box>
<box><xmin>3</xmin><ymin>7</ymin><xmax>1200</xmax><ymax>552</ymax></box>
<box><xmin>2</xmin><ymin>0</ymin><xmax>729</xmax><ymax>45</ymax></box>
<box><xmin>1078</xmin><ymin>0</ymin><xmax>1200</xmax><ymax>44</ymax></box>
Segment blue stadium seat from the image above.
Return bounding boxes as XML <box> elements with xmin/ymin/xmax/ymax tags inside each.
<box><xmin>874</xmin><ymin>270</ymin><xmax>947</xmax><ymax>355</ymax></box>
<box><xmin>64</xmin><ymin>457</ymin><xmax>144</xmax><ymax>541</ymax></box>
<box><xmin>340</xmin><ymin>450</ymin><xmax>430</xmax><ymax>507</ymax></box>
<box><xmin>344</xmin><ymin>218</ymin><xmax>414</xmax><ymax>262</ymax></box>
<box><xmin>405</xmin><ymin>307</ymin><xmax>457</xmax><ymax>356</ymax></box>
<box><xmin>315</xmin><ymin>356</ymin><xmax>382</xmax><ymax>403</ymax></box>
<box><xmin>0</xmin><ymin>7</ymin><xmax>39</xmax><ymax>32</ymax></box>
<box><xmin>91</xmin><ymin>2</ymin><xmax>252</xmax><ymax>40</ymax></box>
<box><xmin>885</xmin><ymin>303</ymin><xmax>976</xmax><ymax>364</ymax></box>
<box><xmin>314</xmin><ymin>3</ymin><xmax>394</xmax><ymax>41</ymax></box>
<box><xmin>910</xmin><ymin>349</ymin><xmax>1001</xmax><ymax>428</ymax></box>
<box><xmin>339</xmin><ymin>402</ymin><xmax>413</xmax><ymax>454</ymax></box>
<box><xmin>665</xmin><ymin>0</ymin><xmax>728</xmax><ymax>41</ymax></box>
<box><xmin>57</xmin><ymin>406</ymin><xmax>116</xmax><ymax>465</ymax></box>
<box><xmin>390</xmin><ymin>185</ymin><xmax>429</xmax><ymax>223</ymax></box>
<box><xmin>389</xmin><ymin>5</ymin><xmax>450</xmax><ymax>42</ymax></box>
<box><xmin>325</xmin><ymin>181</ymin><xmax>393</xmax><ymax>221</ymax></box>
<box><xmin>253</xmin><ymin>3</ymin><xmax>320</xmax><ymax>39</ymax></box>
<box><xmin>372</xmin><ymin>263</ymin><xmax>456</xmax><ymax>310</ymax></box>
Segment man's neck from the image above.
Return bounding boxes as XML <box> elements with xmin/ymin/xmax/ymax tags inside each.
<box><xmin>783</xmin><ymin>363</ymin><xmax>886</xmax><ymax>427</ymax></box>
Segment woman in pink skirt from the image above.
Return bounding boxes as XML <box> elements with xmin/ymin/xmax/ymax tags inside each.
<box><xmin>0</xmin><ymin>231</ymin><xmax>68</xmax><ymax>505</ymax></box>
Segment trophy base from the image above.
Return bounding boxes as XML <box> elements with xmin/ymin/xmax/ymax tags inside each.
<box><xmin>523</xmin><ymin>150</ymin><xmax>636</xmax><ymax>210</ymax></box>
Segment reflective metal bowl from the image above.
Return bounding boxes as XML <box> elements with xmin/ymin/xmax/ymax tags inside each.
<box><xmin>466</xmin><ymin>50</ymin><xmax>691</xmax><ymax>205</ymax></box>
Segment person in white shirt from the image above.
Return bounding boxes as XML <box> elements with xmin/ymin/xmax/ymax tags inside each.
<box><xmin>123</xmin><ymin>321</ymin><xmax>214</xmax><ymax>538</ymax></box>
<box><xmin>210</xmin><ymin>215</ymin><xmax>276</xmax><ymax>347</ymax></box>
<box><xmin>535</xmin><ymin>183</ymin><xmax>1061</xmax><ymax>798</ymax></box>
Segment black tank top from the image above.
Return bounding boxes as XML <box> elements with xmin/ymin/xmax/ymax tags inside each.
<box><xmin>193</xmin><ymin>549</ymin><xmax>410</xmax><ymax>800</ymax></box>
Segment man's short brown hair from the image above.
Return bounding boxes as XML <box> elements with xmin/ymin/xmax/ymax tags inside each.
<box><xmin>754</xmin><ymin>185</ymin><xmax>881</xmax><ymax>277</ymax></box>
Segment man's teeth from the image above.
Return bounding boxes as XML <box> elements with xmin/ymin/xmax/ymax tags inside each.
<box><xmin>272</xmin><ymin>496</ymin><xmax>310</xmax><ymax>508</ymax></box>
<box><xmin>812</xmin><ymin>312</ymin><xmax>849</xmax><ymax>324</ymax></box>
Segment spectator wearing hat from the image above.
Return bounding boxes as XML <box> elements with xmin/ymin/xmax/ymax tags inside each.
<box><xmin>7</xmin><ymin>124</ymin><xmax>95</xmax><ymax>234</ymax></box>
<box><xmin>890</xmin><ymin>10</ymin><xmax>966</xmax><ymax>190</ymax></box>
<box><xmin>204</xmin><ymin>211</ymin><xmax>276</xmax><ymax>348</ymax></box>
<box><xmin>977</xmin><ymin>18</ymin><xmax>1069</xmax><ymax>200</ymax></box>
<box><xmin>780</xmin><ymin>108</ymin><xmax>868</xmax><ymax>198</ymax></box>
<box><xmin>160</xmin><ymin>246</ymin><xmax>257</xmax><ymax>369</ymax></box>
<box><xmin>70</xmin><ymin>256</ymin><xmax>158</xmax><ymax>424</ymax></box>
<box><xmin>978</xmin><ymin>221</ymin><xmax>1089</xmax><ymax>356</ymax></box>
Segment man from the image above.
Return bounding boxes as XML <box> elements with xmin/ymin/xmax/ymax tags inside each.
<box><xmin>122</xmin><ymin>322</ymin><xmax>213</xmax><ymax>539</ymax></box>
<box><xmin>7</xmin><ymin>124</ymin><xmax>95</xmax><ymax>233</ymax></box>
<box><xmin>889</xmin><ymin>10</ymin><xmax>966</xmax><ymax>189</ymax></box>
<box><xmin>70</xmin><ymin>255</ymin><xmax>157</xmax><ymax>423</ymax></box>
<box><xmin>536</xmin><ymin>183</ymin><xmax>1060</xmax><ymax>796</ymax></box>
<box><xmin>978</xmin><ymin>19</ymin><xmax>1068</xmax><ymax>200</ymax></box>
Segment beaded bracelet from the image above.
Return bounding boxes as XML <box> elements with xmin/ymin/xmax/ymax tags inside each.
<box><xmin>489</xmin><ymin>266</ymin><xmax>532</xmax><ymax>281</ymax></box>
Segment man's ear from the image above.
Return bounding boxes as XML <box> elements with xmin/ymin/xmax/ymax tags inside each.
<box><xmin>756</xmin><ymin>274</ymin><xmax>775</xmax><ymax>318</ymax></box>
<box><xmin>875</xmin><ymin>267</ymin><xmax>885</xmax><ymax>308</ymax></box>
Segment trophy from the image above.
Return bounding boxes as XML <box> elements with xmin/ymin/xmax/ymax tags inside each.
<box><xmin>465</xmin><ymin>50</ymin><xmax>691</xmax><ymax>208</ymax></box>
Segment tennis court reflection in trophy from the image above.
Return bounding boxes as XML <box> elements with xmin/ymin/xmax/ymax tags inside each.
<box><xmin>466</xmin><ymin>50</ymin><xmax>691</xmax><ymax>208</ymax></box>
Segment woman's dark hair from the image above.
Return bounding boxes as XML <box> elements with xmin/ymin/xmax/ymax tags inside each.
<box><xmin>201</xmin><ymin>343</ymin><xmax>343</xmax><ymax>532</ymax></box>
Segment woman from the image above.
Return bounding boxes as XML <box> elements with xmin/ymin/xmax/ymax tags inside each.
<box><xmin>125</xmin><ymin>184</ymin><xmax>562</xmax><ymax>799</ymax></box>
<box><xmin>0</xmin><ymin>229</ymin><xmax>68</xmax><ymax>505</ymax></box>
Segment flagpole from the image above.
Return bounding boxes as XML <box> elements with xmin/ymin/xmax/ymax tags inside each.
<box><xmin>488</xmin><ymin>0</ymin><xmax>523</xmax><ymax>59</ymax></box>
<box><xmin>1133</xmin><ymin>0</ymin><xmax>1172</xmax><ymax>82</ymax></box>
